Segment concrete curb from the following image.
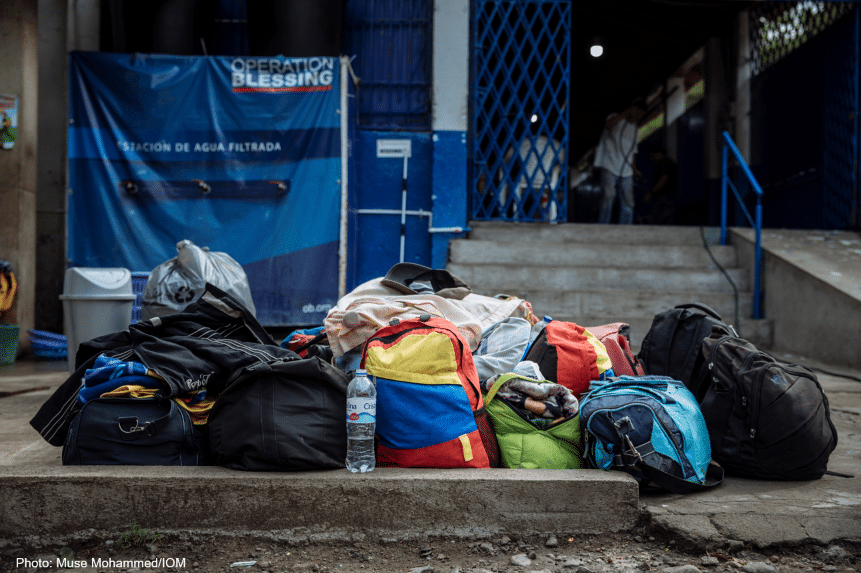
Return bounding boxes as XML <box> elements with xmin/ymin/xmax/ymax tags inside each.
<box><xmin>0</xmin><ymin>467</ymin><xmax>640</xmax><ymax>542</ymax></box>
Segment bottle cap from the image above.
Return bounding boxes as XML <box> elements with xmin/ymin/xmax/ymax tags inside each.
<box><xmin>355</xmin><ymin>369</ymin><xmax>367</xmax><ymax>376</ymax></box>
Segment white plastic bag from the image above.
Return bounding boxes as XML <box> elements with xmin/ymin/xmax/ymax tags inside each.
<box><xmin>141</xmin><ymin>240</ymin><xmax>256</xmax><ymax>320</ymax></box>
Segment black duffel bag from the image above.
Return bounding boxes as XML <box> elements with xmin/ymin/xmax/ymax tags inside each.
<box><xmin>208</xmin><ymin>356</ymin><xmax>349</xmax><ymax>471</ymax></box>
<box><xmin>63</xmin><ymin>397</ymin><xmax>210</xmax><ymax>466</ymax></box>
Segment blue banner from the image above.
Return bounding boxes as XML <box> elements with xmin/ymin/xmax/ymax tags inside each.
<box><xmin>68</xmin><ymin>52</ymin><xmax>342</xmax><ymax>325</ymax></box>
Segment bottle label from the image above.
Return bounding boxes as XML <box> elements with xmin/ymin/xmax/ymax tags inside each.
<box><xmin>346</xmin><ymin>397</ymin><xmax>376</xmax><ymax>423</ymax></box>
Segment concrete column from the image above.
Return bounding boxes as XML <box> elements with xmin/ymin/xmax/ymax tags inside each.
<box><xmin>34</xmin><ymin>0</ymin><xmax>99</xmax><ymax>333</ymax></box>
<box><xmin>36</xmin><ymin>0</ymin><xmax>68</xmax><ymax>332</ymax></box>
<box><xmin>704</xmin><ymin>37</ymin><xmax>729</xmax><ymax>180</ymax></box>
<box><xmin>703</xmin><ymin>37</ymin><xmax>731</xmax><ymax>225</ymax></box>
<box><xmin>0</xmin><ymin>0</ymin><xmax>39</xmax><ymax>354</ymax></box>
<box><xmin>431</xmin><ymin>0</ymin><xmax>469</xmax><ymax>269</ymax></box>
<box><xmin>734</xmin><ymin>10</ymin><xmax>752</xmax><ymax>161</ymax></box>
<box><xmin>67</xmin><ymin>0</ymin><xmax>100</xmax><ymax>51</ymax></box>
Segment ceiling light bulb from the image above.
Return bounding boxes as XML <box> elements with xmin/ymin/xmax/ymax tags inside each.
<box><xmin>590</xmin><ymin>45</ymin><xmax>603</xmax><ymax>58</ymax></box>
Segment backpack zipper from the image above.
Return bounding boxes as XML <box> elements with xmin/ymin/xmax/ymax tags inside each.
<box><xmin>707</xmin><ymin>335</ymin><xmax>734</xmax><ymax>386</ymax></box>
<box><xmin>708</xmin><ymin>336</ymin><xmax>758</xmax><ymax>392</ymax></box>
<box><xmin>748</xmin><ymin>360</ymin><xmax>822</xmax><ymax>441</ymax></box>
<box><xmin>739</xmin><ymin>351</ymin><xmax>769</xmax><ymax>439</ymax></box>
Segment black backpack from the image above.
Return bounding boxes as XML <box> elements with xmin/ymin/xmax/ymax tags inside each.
<box><xmin>208</xmin><ymin>356</ymin><xmax>349</xmax><ymax>471</ymax></box>
<box><xmin>700</xmin><ymin>327</ymin><xmax>838</xmax><ymax>480</ymax></box>
<box><xmin>637</xmin><ymin>303</ymin><xmax>736</xmax><ymax>402</ymax></box>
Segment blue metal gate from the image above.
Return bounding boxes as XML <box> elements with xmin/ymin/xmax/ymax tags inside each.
<box><xmin>749</xmin><ymin>1</ymin><xmax>859</xmax><ymax>230</ymax></box>
<box><xmin>822</xmin><ymin>7</ymin><xmax>859</xmax><ymax>229</ymax></box>
<box><xmin>345</xmin><ymin>0</ymin><xmax>433</xmax><ymax>131</ymax></box>
<box><xmin>471</xmin><ymin>0</ymin><xmax>571</xmax><ymax>222</ymax></box>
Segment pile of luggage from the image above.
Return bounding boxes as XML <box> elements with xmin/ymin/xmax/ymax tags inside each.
<box><xmin>30</xmin><ymin>263</ymin><xmax>839</xmax><ymax>494</ymax></box>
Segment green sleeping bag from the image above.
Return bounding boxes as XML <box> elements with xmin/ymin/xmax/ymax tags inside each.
<box><xmin>483</xmin><ymin>373</ymin><xmax>583</xmax><ymax>469</ymax></box>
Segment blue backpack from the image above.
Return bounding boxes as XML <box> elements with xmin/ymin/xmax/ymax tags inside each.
<box><xmin>579</xmin><ymin>375</ymin><xmax>723</xmax><ymax>493</ymax></box>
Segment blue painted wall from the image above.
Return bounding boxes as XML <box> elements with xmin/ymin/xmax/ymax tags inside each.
<box><xmin>350</xmin><ymin>131</ymin><xmax>434</xmax><ymax>287</ymax></box>
<box><xmin>431</xmin><ymin>130</ymin><xmax>469</xmax><ymax>268</ymax></box>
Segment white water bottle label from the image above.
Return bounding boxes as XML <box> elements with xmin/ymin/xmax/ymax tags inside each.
<box><xmin>346</xmin><ymin>397</ymin><xmax>376</xmax><ymax>423</ymax></box>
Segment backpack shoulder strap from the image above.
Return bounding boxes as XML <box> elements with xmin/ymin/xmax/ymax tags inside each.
<box><xmin>637</xmin><ymin>460</ymin><xmax>724</xmax><ymax>494</ymax></box>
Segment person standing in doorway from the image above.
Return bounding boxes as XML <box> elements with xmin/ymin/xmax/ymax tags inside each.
<box><xmin>593</xmin><ymin>98</ymin><xmax>647</xmax><ymax>224</ymax></box>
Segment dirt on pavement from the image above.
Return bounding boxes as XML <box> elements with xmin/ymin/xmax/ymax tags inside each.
<box><xmin>1</xmin><ymin>527</ymin><xmax>858</xmax><ymax>573</ymax></box>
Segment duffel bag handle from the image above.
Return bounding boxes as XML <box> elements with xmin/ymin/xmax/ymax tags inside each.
<box><xmin>675</xmin><ymin>302</ymin><xmax>722</xmax><ymax>320</ymax></box>
<box><xmin>117</xmin><ymin>399</ymin><xmax>176</xmax><ymax>440</ymax></box>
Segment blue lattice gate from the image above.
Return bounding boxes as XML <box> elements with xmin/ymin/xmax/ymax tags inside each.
<box><xmin>749</xmin><ymin>2</ymin><xmax>859</xmax><ymax>230</ymax></box>
<box><xmin>471</xmin><ymin>0</ymin><xmax>571</xmax><ymax>222</ymax></box>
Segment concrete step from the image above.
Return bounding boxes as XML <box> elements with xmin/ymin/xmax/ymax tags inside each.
<box><xmin>467</xmin><ymin>221</ymin><xmax>724</xmax><ymax>246</ymax></box>
<box><xmin>0</xmin><ymin>467</ymin><xmax>639</xmax><ymax>541</ymax></box>
<box><xmin>449</xmin><ymin>263</ymin><xmax>749</xmax><ymax>293</ymax></box>
<box><xmin>484</xmin><ymin>288</ymin><xmax>753</xmax><ymax>322</ymax></box>
<box><xmin>450</xmin><ymin>239</ymin><xmax>738</xmax><ymax>269</ymax></box>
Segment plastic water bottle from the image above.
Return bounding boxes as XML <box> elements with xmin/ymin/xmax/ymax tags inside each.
<box><xmin>346</xmin><ymin>368</ymin><xmax>376</xmax><ymax>473</ymax></box>
<box><xmin>529</xmin><ymin>315</ymin><xmax>553</xmax><ymax>346</ymax></box>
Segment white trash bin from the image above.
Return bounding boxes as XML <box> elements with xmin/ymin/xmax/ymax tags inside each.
<box><xmin>60</xmin><ymin>268</ymin><xmax>136</xmax><ymax>373</ymax></box>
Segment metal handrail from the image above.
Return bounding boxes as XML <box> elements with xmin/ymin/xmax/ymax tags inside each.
<box><xmin>720</xmin><ymin>130</ymin><xmax>764</xmax><ymax>320</ymax></box>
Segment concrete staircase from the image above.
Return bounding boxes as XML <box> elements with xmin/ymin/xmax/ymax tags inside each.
<box><xmin>448</xmin><ymin>221</ymin><xmax>773</xmax><ymax>351</ymax></box>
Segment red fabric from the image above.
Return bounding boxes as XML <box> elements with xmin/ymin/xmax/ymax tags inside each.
<box><xmin>587</xmin><ymin>323</ymin><xmax>646</xmax><ymax>377</ymax></box>
<box><xmin>546</xmin><ymin>321</ymin><xmax>598</xmax><ymax>396</ymax></box>
<box><xmin>285</xmin><ymin>334</ymin><xmax>317</xmax><ymax>357</ymax></box>
<box><xmin>376</xmin><ymin>430</ymin><xmax>491</xmax><ymax>468</ymax></box>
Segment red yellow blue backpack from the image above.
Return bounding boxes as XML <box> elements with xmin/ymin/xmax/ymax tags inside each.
<box><xmin>361</xmin><ymin>315</ymin><xmax>500</xmax><ymax>468</ymax></box>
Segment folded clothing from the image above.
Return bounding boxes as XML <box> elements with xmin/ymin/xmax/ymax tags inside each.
<box><xmin>482</xmin><ymin>372</ymin><xmax>578</xmax><ymax>428</ymax></box>
<box><xmin>78</xmin><ymin>354</ymin><xmax>167</xmax><ymax>405</ymax></box>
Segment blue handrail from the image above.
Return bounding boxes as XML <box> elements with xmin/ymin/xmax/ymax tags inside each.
<box><xmin>720</xmin><ymin>131</ymin><xmax>763</xmax><ymax>320</ymax></box>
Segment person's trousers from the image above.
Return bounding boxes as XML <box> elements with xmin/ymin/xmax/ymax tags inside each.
<box><xmin>598</xmin><ymin>169</ymin><xmax>634</xmax><ymax>225</ymax></box>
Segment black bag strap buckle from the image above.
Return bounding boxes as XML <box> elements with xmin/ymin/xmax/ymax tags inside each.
<box><xmin>610</xmin><ymin>416</ymin><xmax>643</xmax><ymax>467</ymax></box>
<box><xmin>613</xmin><ymin>416</ymin><xmax>636</xmax><ymax>437</ymax></box>
<box><xmin>118</xmin><ymin>416</ymin><xmax>154</xmax><ymax>438</ymax></box>
<box><xmin>622</xmin><ymin>434</ymin><xmax>643</xmax><ymax>463</ymax></box>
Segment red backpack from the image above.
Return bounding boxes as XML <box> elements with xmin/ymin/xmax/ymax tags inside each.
<box><xmin>586</xmin><ymin>322</ymin><xmax>646</xmax><ymax>377</ymax></box>
<box><xmin>523</xmin><ymin>321</ymin><xmax>614</xmax><ymax>397</ymax></box>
